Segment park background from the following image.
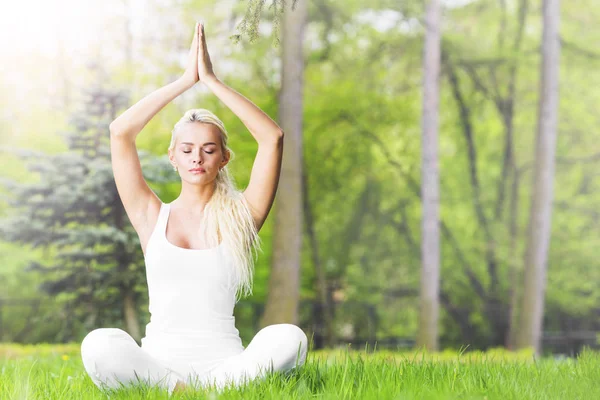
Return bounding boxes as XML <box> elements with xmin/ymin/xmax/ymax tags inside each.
<box><xmin>0</xmin><ymin>0</ymin><xmax>598</xmax><ymax>357</ymax></box>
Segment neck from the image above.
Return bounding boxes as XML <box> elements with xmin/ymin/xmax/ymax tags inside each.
<box><xmin>173</xmin><ymin>181</ymin><xmax>216</xmax><ymax>215</ymax></box>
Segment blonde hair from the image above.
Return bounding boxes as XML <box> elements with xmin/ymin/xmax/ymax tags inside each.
<box><xmin>168</xmin><ymin>109</ymin><xmax>262</xmax><ymax>301</ymax></box>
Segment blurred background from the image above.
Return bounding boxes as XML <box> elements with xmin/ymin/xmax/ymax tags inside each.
<box><xmin>0</xmin><ymin>0</ymin><xmax>598</xmax><ymax>356</ymax></box>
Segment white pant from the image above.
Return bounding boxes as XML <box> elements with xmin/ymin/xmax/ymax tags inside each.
<box><xmin>81</xmin><ymin>324</ymin><xmax>308</xmax><ymax>395</ymax></box>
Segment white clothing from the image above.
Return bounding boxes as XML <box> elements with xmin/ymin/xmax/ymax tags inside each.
<box><xmin>81</xmin><ymin>202</ymin><xmax>308</xmax><ymax>395</ymax></box>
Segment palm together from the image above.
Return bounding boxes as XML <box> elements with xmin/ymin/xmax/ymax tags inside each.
<box><xmin>184</xmin><ymin>22</ymin><xmax>216</xmax><ymax>86</ymax></box>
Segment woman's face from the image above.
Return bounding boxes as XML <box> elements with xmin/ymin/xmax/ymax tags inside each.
<box><xmin>169</xmin><ymin>122</ymin><xmax>229</xmax><ymax>183</ymax></box>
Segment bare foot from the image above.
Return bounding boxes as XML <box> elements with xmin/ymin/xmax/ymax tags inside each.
<box><xmin>173</xmin><ymin>380</ymin><xmax>187</xmax><ymax>393</ymax></box>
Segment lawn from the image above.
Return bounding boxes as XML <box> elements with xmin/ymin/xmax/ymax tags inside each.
<box><xmin>1</xmin><ymin>344</ymin><xmax>599</xmax><ymax>399</ymax></box>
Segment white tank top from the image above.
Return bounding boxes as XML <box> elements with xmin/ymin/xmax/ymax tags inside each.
<box><xmin>140</xmin><ymin>202</ymin><xmax>244</xmax><ymax>367</ymax></box>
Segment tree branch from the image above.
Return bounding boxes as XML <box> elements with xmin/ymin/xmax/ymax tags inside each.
<box><xmin>560</xmin><ymin>37</ymin><xmax>600</xmax><ymax>60</ymax></box>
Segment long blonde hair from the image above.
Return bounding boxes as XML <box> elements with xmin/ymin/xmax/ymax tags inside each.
<box><xmin>168</xmin><ymin>109</ymin><xmax>262</xmax><ymax>301</ymax></box>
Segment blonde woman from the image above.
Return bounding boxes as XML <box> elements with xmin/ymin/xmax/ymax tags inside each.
<box><xmin>80</xmin><ymin>22</ymin><xmax>308</xmax><ymax>395</ymax></box>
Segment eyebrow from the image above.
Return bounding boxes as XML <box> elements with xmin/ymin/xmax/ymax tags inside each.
<box><xmin>179</xmin><ymin>142</ymin><xmax>217</xmax><ymax>146</ymax></box>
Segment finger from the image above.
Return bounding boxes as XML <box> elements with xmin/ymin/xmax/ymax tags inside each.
<box><xmin>190</xmin><ymin>26</ymin><xmax>198</xmax><ymax>51</ymax></box>
<box><xmin>201</xmin><ymin>26</ymin><xmax>209</xmax><ymax>50</ymax></box>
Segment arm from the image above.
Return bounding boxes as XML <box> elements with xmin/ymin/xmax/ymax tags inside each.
<box><xmin>203</xmin><ymin>76</ymin><xmax>284</xmax><ymax>232</ymax></box>
<box><xmin>198</xmin><ymin>23</ymin><xmax>283</xmax><ymax>144</ymax></box>
<box><xmin>110</xmin><ymin>23</ymin><xmax>201</xmax><ymax>140</ymax></box>
<box><xmin>109</xmin><ymin>78</ymin><xmax>193</xmax><ymax>140</ymax></box>
<box><xmin>204</xmin><ymin>77</ymin><xmax>283</xmax><ymax>144</ymax></box>
<box><xmin>109</xmin><ymin>24</ymin><xmax>201</xmax><ymax>252</ymax></box>
<box><xmin>198</xmin><ymin>23</ymin><xmax>284</xmax><ymax>232</ymax></box>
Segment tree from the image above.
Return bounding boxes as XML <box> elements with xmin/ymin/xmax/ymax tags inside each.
<box><xmin>516</xmin><ymin>0</ymin><xmax>561</xmax><ymax>354</ymax></box>
<box><xmin>260</xmin><ymin>0</ymin><xmax>308</xmax><ymax>327</ymax></box>
<box><xmin>0</xmin><ymin>82</ymin><xmax>174</xmax><ymax>342</ymax></box>
<box><xmin>232</xmin><ymin>0</ymin><xmax>300</xmax><ymax>46</ymax></box>
<box><xmin>418</xmin><ymin>0</ymin><xmax>442</xmax><ymax>351</ymax></box>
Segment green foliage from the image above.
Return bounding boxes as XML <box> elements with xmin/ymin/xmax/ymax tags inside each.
<box><xmin>1</xmin><ymin>0</ymin><xmax>599</xmax><ymax>352</ymax></box>
<box><xmin>0</xmin><ymin>83</ymin><xmax>178</xmax><ymax>342</ymax></box>
<box><xmin>232</xmin><ymin>0</ymin><xmax>300</xmax><ymax>46</ymax></box>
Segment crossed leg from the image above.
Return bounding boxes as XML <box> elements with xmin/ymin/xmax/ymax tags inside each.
<box><xmin>194</xmin><ymin>323</ymin><xmax>309</xmax><ymax>390</ymax></box>
<box><xmin>80</xmin><ymin>328</ymin><xmax>184</xmax><ymax>395</ymax></box>
<box><xmin>81</xmin><ymin>324</ymin><xmax>308</xmax><ymax>394</ymax></box>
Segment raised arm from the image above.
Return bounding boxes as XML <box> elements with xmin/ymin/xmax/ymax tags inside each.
<box><xmin>198</xmin><ymin>24</ymin><xmax>283</xmax><ymax>143</ymax></box>
<box><xmin>110</xmin><ymin>23</ymin><xmax>201</xmax><ymax>140</ymax></box>
<box><xmin>197</xmin><ymin>23</ymin><xmax>284</xmax><ymax>232</ymax></box>
<box><xmin>109</xmin><ymin>24</ymin><xmax>201</xmax><ymax>253</ymax></box>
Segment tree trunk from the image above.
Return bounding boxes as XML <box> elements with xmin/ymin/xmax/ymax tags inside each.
<box><xmin>506</xmin><ymin>169</ymin><xmax>522</xmax><ymax>349</ymax></box>
<box><xmin>302</xmin><ymin>167</ymin><xmax>334</xmax><ymax>348</ymax></box>
<box><xmin>260</xmin><ymin>0</ymin><xmax>308</xmax><ymax>328</ymax></box>
<box><xmin>516</xmin><ymin>0</ymin><xmax>561</xmax><ymax>354</ymax></box>
<box><xmin>418</xmin><ymin>0</ymin><xmax>442</xmax><ymax>351</ymax></box>
<box><xmin>123</xmin><ymin>289</ymin><xmax>141</xmax><ymax>341</ymax></box>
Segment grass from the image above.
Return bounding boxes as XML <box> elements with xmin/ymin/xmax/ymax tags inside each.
<box><xmin>1</xmin><ymin>344</ymin><xmax>600</xmax><ymax>399</ymax></box>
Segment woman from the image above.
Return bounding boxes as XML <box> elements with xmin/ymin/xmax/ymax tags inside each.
<box><xmin>80</xmin><ymin>22</ymin><xmax>308</xmax><ymax>395</ymax></box>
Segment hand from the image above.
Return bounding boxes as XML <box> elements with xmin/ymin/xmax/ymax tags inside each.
<box><xmin>198</xmin><ymin>23</ymin><xmax>217</xmax><ymax>84</ymax></box>
<box><xmin>181</xmin><ymin>23</ymin><xmax>200</xmax><ymax>87</ymax></box>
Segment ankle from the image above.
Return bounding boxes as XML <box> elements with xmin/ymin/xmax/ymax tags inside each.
<box><xmin>173</xmin><ymin>380</ymin><xmax>187</xmax><ymax>393</ymax></box>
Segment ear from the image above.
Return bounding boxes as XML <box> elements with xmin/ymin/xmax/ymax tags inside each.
<box><xmin>221</xmin><ymin>149</ymin><xmax>231</xmax><ymax>168</ymax></box>
<box><xmin>168</xmin><ymin>149</ymin><xmax>176</xmax><ymax>168</ymax></box>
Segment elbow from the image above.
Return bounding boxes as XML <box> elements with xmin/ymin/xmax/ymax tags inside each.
<box><xmin>109</xmin><ymin>121</ymin><xmax>120</xmax><ymax>137</ymax></box>
<box><xmin>258</xmin><ymin>130</ymin><xmax>284</xmax><ymax>146</ymax></box>
<box><xmin>109</xmin><ymin>119</ymin><xmax>140</xmax><ymax>141</ymax></box>
<box><xmin>273</xmin><ymin>130</ymin><xmax>284</xmax><ymax>146</ymax></box>
<box><xmin>109</xmin><ymin>121</ymin><xmax>132</xmax><ymax>139</ymax></box>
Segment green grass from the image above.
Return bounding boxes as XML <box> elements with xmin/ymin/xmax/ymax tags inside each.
<box><xmin>1</xmin><ymin>344</ymin><xmax>600</xmax><ymax>399</ymax></box>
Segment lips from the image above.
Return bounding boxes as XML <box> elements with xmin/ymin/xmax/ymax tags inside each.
<box><xmin>190</xmin><ymin>168</ymin><xmax>205</xmax><ymax>172</ymax></box>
